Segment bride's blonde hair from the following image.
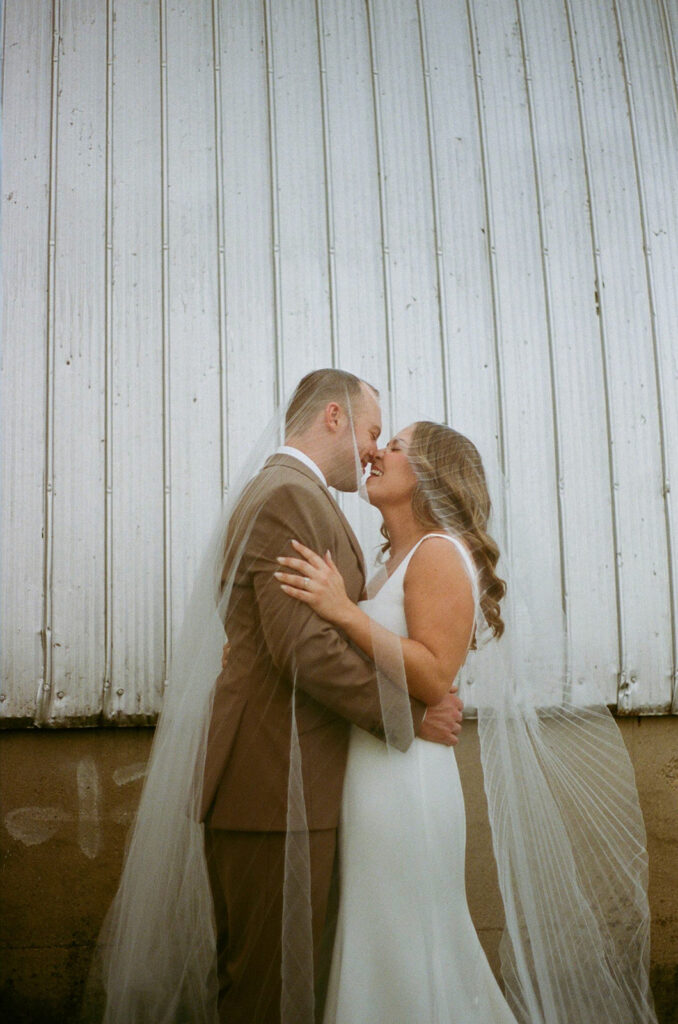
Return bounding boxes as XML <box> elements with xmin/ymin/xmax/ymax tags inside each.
<box><xmin>381</xmin><ymin>421</ymin><xmax>506</xmax><ymax>640</ymax></box>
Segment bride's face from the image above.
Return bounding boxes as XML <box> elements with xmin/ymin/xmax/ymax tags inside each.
<box><xmin>365</xmin><ymin>425</ymin><xmax>418</xmax><ymax>509</ymax></box>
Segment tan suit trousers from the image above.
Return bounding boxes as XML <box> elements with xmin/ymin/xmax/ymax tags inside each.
<box><xmin>205</xmin><ymin>827</ymin><xmax>338</xmax><ymax>1024</ymax></box>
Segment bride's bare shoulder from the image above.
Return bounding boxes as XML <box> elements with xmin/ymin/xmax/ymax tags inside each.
<box><xmin>403</xmin><ymin>535</ymin><xmax>475</xmax><ymax>645</ymax></box>
<box><xmin>405</xmin><ymin>535</ymin><xmax>473</xmax><ymax>594</ymax></box>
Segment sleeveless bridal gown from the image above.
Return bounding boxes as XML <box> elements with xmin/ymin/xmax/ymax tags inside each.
<box><xmin>323</xmin><ymin>534</ymin><xmax>517</xmax><ymax>1024</ymax></box>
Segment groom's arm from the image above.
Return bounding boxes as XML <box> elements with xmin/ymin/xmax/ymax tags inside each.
<box><xmin>247</xmin><ymin>487</ymin><xmax>426</xmax><ymax>752</ymax></box>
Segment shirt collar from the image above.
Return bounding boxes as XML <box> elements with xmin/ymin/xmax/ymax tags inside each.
<box><xmin>276</xmin><ymin>445</ymin><xmax>328</xmax><ymax>488</ymax></box>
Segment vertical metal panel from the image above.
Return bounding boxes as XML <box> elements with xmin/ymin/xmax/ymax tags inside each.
<box><xmin>104</xmin><ymin>0</ymin><xmax>165</xmax><ymax>721</ymax></box>
<box><xmin>467</xmin><ymin>0</ymin><xmax>566</xmax><ymax>692</ymax></box>
<box><xmin>414</xmin><ymin>0</ymin><xmax>451</xmax><ymax>423</ymax></box>
<box><xmin>216</xmin><ymin>0</ymin><xmax>278</xmax><ymax>480</ymax></box>
<box><xmin>420</xmin><ymin>0</ymin><xmax>500</xmax><ymax>447</ymax></box>
<box><xmin>516</xmin><ymin>0</ymin><xmax>622</xmax><ymax>703</ymax></box>
<box><xmin>569</xmin><ymin>0</ymin><xmax>674</xmax><ymax>713</ymax></box>
<box><xmin>419</xmin><ymin>0</ymin><xmax>508</xmax><ymax>699</ymax></box>
<box><xmin>313</xmin><ymin>0</ymin><xmax>338</xmax><ymax>368</ymax></box>
<box><xmin>269</xmin><ymin>0</ymin><xmax>332</xmax><ymax>387</ymax></box>
<box><xmin>159</xmin><ymin>0</ymin><xmax>173</xmax><ymax>687</ymax></box>
<box><xmin>319</xmin><ymin>0</ymin><xmax>388</xmax><ymax>390</ymax></box>
<box><xmin>40</xmin><ymin>0</ymin><xmax>61</xmax><ymax>722</ymax></box>
<box><xmin>165</xmin><ymin>0</ymin><xmax>222</xmax><ymax>638</ymax></box>
<box><xmin>210</xmin><ymin>0</ymin><xmax>229</xmax><ymax>500</ymax></box>
<box><xmin>40</xmin><ymin>0</ymin><xmax>108</xmax><ymax>723</ymax></box>
<box><xmin>0</xmin><ymin>0</ymin><xmax>53</xmax><ymax>721</ymax></box>
<box><xmin>369</xmin><ymin>0</ymin><xmax>445</xmax><ymax>419</ymax></box>
<box><xmin>513</xmin><ymin>0</ymin><xmax>570</xmax><ymax>691</ymax></box>
<box><xmin>613</xmin><ymin>0</ymin><xmax>678</xmax><ymax>711</ymax></box>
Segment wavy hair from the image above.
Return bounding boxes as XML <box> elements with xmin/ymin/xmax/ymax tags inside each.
<box><xmin>381</xmin><ymin>421</ymin><xmax>506</xmax><ymax>641</ymax></box>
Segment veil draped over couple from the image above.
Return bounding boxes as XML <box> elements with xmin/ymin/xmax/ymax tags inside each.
<box><xmin>94</xmin><ymin>369</ymin><xmax>657</xmax><ymax>1024</ymax></box>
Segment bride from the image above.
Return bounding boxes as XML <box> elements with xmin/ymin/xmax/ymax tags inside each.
<box><xmin>274</xmin><ymin>420</ymin><xmax>517</xmax><ymax>1023</ymax></box>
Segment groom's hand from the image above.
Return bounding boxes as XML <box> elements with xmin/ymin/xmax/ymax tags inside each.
<box><xmin>418</xmin><ymin>687</ymin><xmax>464</xmax><ymax>746</ymax></box>
<box><xmin>221</xmin><ymin>642</ymin><xmax>231</xmax><ymax>670</ymax></box>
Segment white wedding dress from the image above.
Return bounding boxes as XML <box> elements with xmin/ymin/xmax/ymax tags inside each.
<box><xmin>323</xmin><ymin>534</ymin><xmax>517</xmax><ymax>1024</ymax></box>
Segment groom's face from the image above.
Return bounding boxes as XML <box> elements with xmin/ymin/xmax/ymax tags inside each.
<box><xmin>330</xmin><ymin>384</ymin><xmax>382</xmax><ymax>492</ymax></box>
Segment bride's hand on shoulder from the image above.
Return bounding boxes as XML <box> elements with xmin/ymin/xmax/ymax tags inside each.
<box><xmin>274</xmin><ymin>540</ymin><xmax>354</xmax><ymax>627</ymax></box>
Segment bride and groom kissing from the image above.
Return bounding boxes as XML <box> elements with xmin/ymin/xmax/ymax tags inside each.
<box><xmin>200</xmin><ymin>368</ymin><xmax>514</xmax><ymax>1023</ymax></box>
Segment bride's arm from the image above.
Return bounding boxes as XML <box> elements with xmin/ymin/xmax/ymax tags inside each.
<box><xmin>275</xmin><ymin>538</ymin><xmax>475</xmax><ymax>706</ymax></box>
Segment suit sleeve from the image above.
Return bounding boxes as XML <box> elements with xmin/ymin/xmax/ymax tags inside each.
<box><xmin>245</xmin><ymin>483</ymin><xmax>425</xmax><ymax>752</ymax></box>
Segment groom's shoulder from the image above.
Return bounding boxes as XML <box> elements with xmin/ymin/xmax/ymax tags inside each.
<box><xmin>257</xmin><ymin>454</ymin><xmax>327</xmax><ymax>497</ymax></box>
<box><xmin>231</xmin><ymin>457</ymin><xmax>330</xmax><ymax>519</ymax></box>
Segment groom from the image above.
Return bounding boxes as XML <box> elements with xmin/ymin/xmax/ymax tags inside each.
<box><xmin>200</xmin><ymin>369</ymin><xmax>463</xmax><ymax>1023</ymax></box>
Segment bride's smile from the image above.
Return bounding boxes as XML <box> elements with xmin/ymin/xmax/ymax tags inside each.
<box><xmin>365</xmin><ymin>426</ymin><xmax>418</xmax><ymax>507</ymax></box>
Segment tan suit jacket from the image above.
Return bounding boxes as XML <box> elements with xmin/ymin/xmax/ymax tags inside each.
<box><xmin>201</xmin><ymin>453</ymin><xmax>425</xmax><ymax>831</ymax></box>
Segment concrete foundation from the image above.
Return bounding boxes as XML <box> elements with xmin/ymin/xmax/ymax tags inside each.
<box><xmin>1</xmin><ymin>717</ymin><xmax>677</xmax><ymax>1023</ymax></box>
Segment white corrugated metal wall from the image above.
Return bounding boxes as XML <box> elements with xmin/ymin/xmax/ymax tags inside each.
<box><xmin>1</xmin><ymin>0</ymin><xmax>677</xmax><ymax>725</ymax></box>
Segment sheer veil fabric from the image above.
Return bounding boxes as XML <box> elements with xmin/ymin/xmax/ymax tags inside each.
<box><xmin>92</xmin><ymin>380</ymin><xmax>656</xmax><ymax>1024</ymax></box>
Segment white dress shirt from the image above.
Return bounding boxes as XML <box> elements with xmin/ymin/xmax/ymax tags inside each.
<box><xmin>276</xmin><ymin>445</ymin><xmax>328</xmax><ymax>488</ymax></box>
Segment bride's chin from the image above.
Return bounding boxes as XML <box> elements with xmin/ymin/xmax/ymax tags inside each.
<box><xmin>365</xmin><ymin>479</ymin><xmax>384</xmax><ymax>509</ymax></box>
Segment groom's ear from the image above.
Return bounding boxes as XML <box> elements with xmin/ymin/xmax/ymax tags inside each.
<box><xmin>325</xmin><ymin>401</ymin><xmax>342</xmax><ymax>431</ymax></box>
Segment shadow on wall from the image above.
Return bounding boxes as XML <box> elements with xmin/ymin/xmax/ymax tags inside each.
<box><xmin>1</xmin><ymin>720</ymin><xmax>677</xmax><ymax>1023</ymax></box>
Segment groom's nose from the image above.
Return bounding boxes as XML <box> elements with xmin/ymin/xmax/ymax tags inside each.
<box><xmin>363</xmin><ymin>439</ymin><xmax>378</xmax><ymax>462</ymax></box>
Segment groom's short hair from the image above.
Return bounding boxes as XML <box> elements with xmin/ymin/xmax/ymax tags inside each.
<box><xmin>285</xmin><ymin>369</ymin><xmax>378</xmax><ymax>437</ymax></box>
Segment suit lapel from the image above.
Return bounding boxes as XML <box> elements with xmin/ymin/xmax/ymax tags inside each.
<box><xmin>263</xmin><ymin>454</ymin><xmax>366</xmax><ymax>581</ymax></box>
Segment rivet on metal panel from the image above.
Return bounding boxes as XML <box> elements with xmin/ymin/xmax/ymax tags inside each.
<box><xmin>0</xmin><ymin>695</ymin><xmax>6</xmax><ymax>702</ymax></box>
<box><xmin>116</xmin><ymin>689</ymin><xmax>124</xmax><ymax>697</ymax></box>
<box><xmin>56</xmin><ymin>691</ymin><xmax>64</xmax><ymax>700</ymax></box>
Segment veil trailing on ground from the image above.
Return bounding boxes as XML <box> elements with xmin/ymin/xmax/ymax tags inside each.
<box><xmin>90</xmin><ymin>375</ymin><xmax>655</xmax><ymax>1024</ymax></box>
<box><xmin>88</xmin><ymin>409</ymin><xmax>287</xmax><ymax>1024</ymax></box>
<box><xmin>404</xmin><ymin>427</ymin><xmax>657</xmax><ymax>1024</ymax></box>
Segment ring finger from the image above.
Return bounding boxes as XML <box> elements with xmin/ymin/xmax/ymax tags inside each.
<box><xmin>274</xmin><ymin>570</ymin><xmax>312</xmax><ymax>590</ymax></box>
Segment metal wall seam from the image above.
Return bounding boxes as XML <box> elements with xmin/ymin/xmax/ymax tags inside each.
<box><xmin>103</xmin><ymin>0</ymin><xmax>114</xmax><ymax>715</ymax></box>
<box><xmin>514</xmin><ymin>0</ymin><xmax>571</xmax><ymax>695</ymax></box>
<box><xmin>612</xmin><ymin>0</ymin><xmax>677</xmax><ymax>712</ymax></box>
<box><xmin>415</xmin><ymin>0</ymin><xmax>450</xmax><ymax>425</ymax></box>
<box><xmin>211</xmin><ymin>0</ymin><xmax>230</xmax><ymax>499</ymax></box>
<box><xmin>159</xmin><ymin>0</ymin><xmax>173</xmax><ymax>686</ymax></box>
<box><xmin>562</xmin><ymin>0</ymin><xmax>627</xmax><ymax>709</ymax></box>
<box><xmin>314</xmin><ymin>0</ymin><xmax>339</xmax><ymax>369</ymax></box>
<box><xmin>263</xmin><ymin>0</ymin><xmax>284</xmax><ymax>408</ymax></box>
<box><xmin>38</xmin><ymin>0</ymin><xmax>61</xmax><ymax>723</ymax></box>
<box><xmin>364</xmin><ymin>0</ymin><xmax>396</xmax><ymax>426</ymax></box>
<box><xmin>463</xmin><ymin>0</ymin><xmax>507</xmax><ymax>495</ymax></box>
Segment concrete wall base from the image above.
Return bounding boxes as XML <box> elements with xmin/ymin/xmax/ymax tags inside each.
<box><xmin>2</xmin><ymin>718</ymin><xmax>676</xmax><ymax>1022</ymax></box>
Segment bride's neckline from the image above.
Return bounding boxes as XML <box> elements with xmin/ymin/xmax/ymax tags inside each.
<box><xmin>384</xmin><ymin>532</ymin><xmax>449</xmax><ymax>579</ymax></box>
<box><xmin>363</xmin><ymin>532</ymin><xmax>455</xmax><ymax>601</ymax></box>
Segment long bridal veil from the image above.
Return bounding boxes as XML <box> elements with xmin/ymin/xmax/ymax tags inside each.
<box><xmin>88</xmin><ymin>410</ymin><xmax>287</xmax><ymax>1024</ymax></box>
<box><xmin>349</xmin><ymin>410</ymin><xmax>656</xmax><ymax>1024</ymax></box>
<box><xmin>90</xmin><ymin>379</ymin><xmax>656</xmax><ymax>1024</ymax></box>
